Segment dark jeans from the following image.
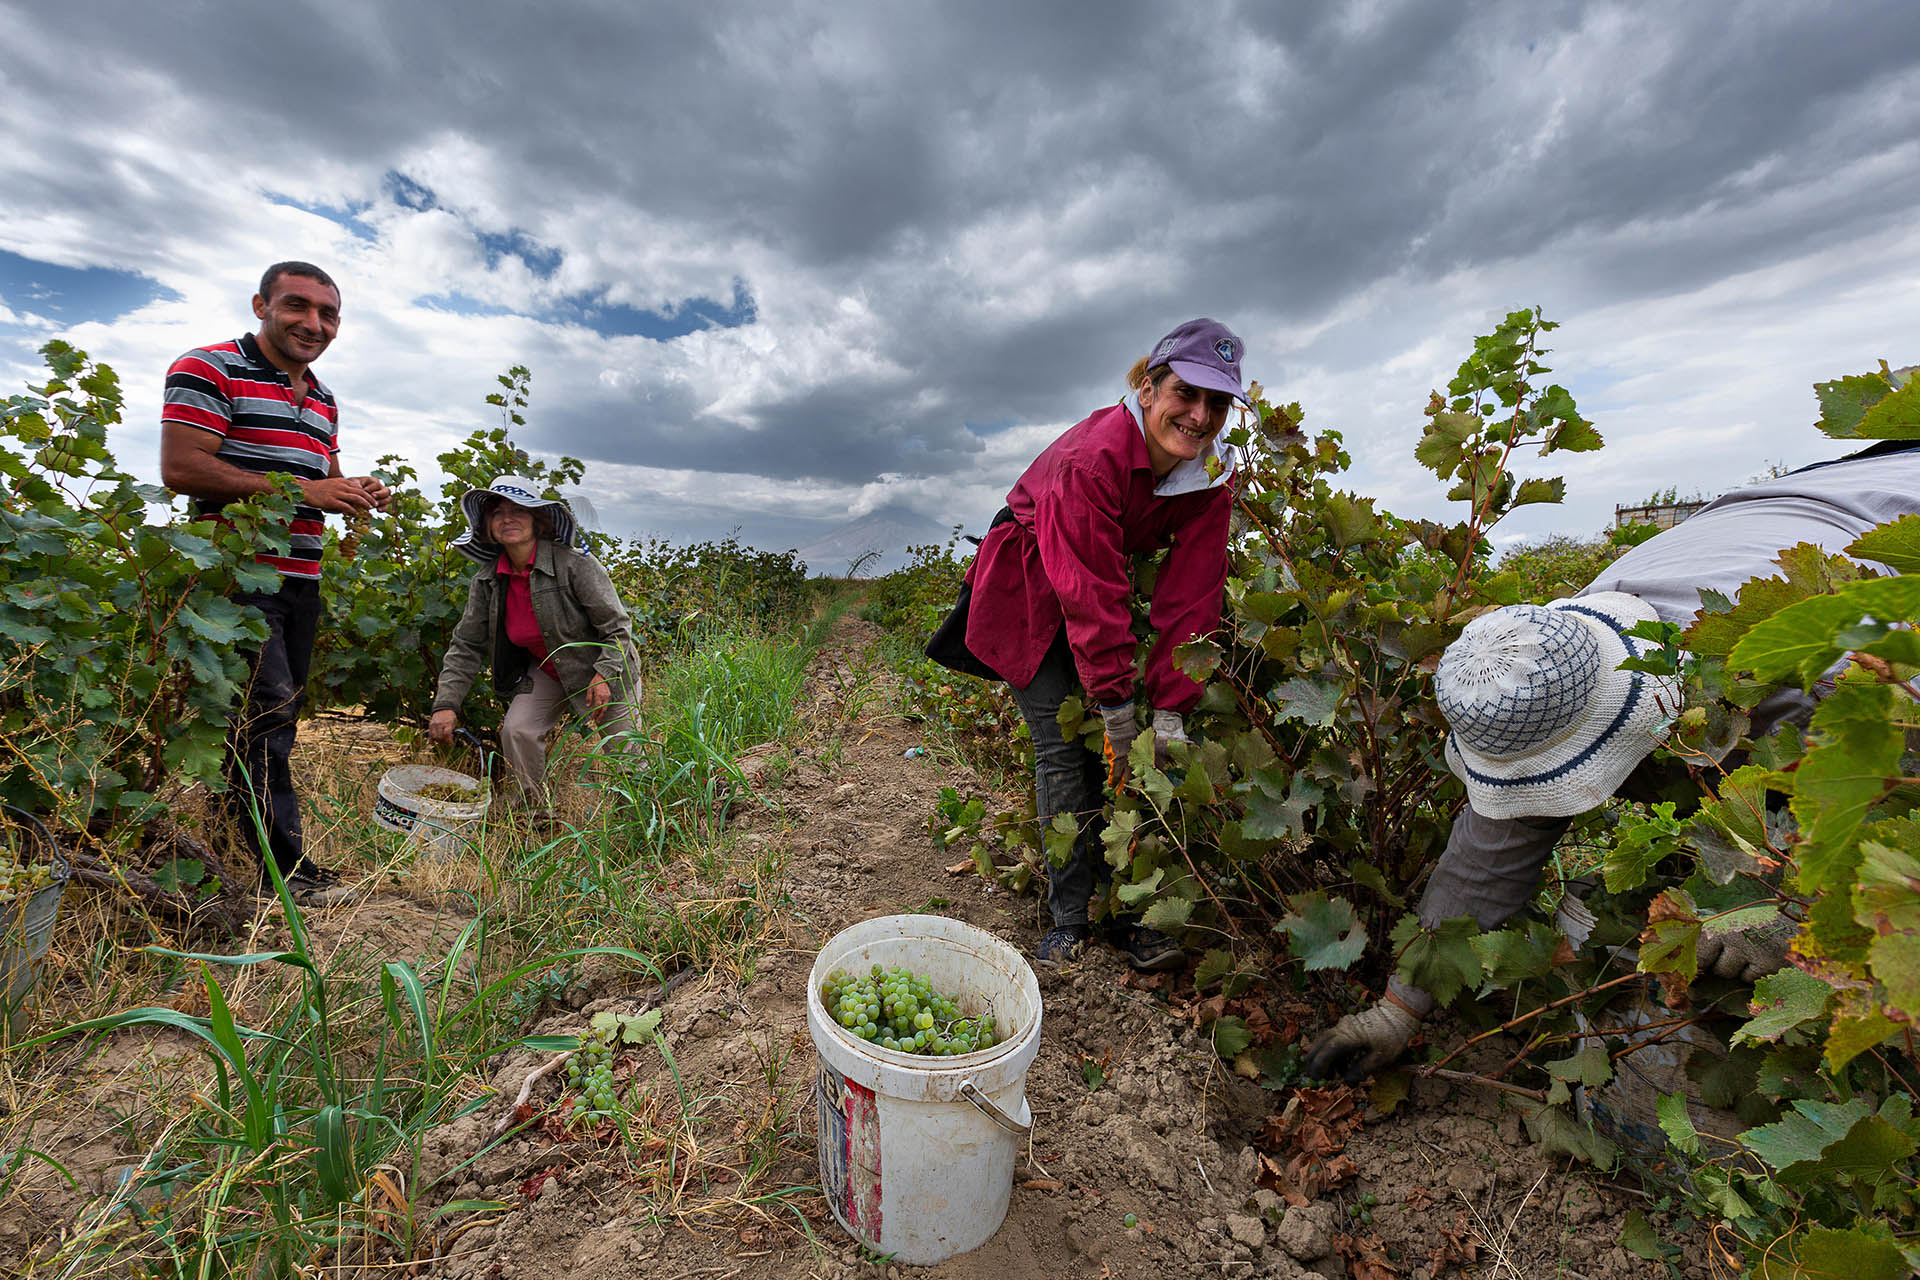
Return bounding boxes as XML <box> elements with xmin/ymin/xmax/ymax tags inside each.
<box><xmin>1009</xmin><ymin>630</ymin><xmax>1109</xmax><ymax>927</ymax></box>
<box><xmin>223</xmin><ymin>578</ymin><xmax>320</xmax><ymax>877</ymax></box>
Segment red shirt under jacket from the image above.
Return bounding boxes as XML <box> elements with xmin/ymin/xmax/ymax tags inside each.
<box><xmin>498</xmin><ymin>558</ymin><xmax>561</xmax><ymax>682</ymax></box>
<box><xmin>964</xmin><ymin>400</ymin><xmax>1232</xmax><ymax>713</ymax></box>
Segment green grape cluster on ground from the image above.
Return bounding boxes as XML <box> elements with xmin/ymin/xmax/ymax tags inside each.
<box><xmin>562</xmin><ymin>1027</ymin><xmax>622</xmax><ymax>1128</ymax></box>
<box><xmin>822</xmin><ymin>964</ymin><xmax>1000</xmax><ymax>1056</ymax></box>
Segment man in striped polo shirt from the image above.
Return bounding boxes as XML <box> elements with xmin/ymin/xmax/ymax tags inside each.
<box><xmin>161</xmin><ymin>261</ymin><xmax>391</xmax><ymax>906</ymax></box>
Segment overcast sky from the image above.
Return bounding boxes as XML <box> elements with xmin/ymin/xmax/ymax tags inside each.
<box><xmin>3</xmin><ymin>0</ymin><xmax>1916</xmax><ymax>572</ymax></box>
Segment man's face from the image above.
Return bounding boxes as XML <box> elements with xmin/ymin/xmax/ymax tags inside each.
<box><xmin>252</xmin><ymin>273</ymin><xmax>340</xmax><ymax>370</ymax></box>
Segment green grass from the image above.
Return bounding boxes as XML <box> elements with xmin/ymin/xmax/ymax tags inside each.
<box><xmin>1</xmin><ymin>618</ymin><xmax>820</xmax><ymax>1277</ymax></box>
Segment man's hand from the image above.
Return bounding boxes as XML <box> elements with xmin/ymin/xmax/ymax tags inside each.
<box><xmin>350</xmin><ymin>475</ymin><xmax>393</xmax><ymax>511</ymax></box>
<box><xmin>1697</xmin><ymin>913</ymin><xmax>1797</xmax><ymax>982</ymax></box>
<box><xmin>586</xmin><ymin>674</ymin><xmax>613</xmax><ymax>724</ymax></box>
<box><xmin>299</xmin><ymin>475</ymin><xmax>379</xmax><ymax>514</ymax></box>
<box><xmin>1303</xmin><ymin>997</ymin><xmax>1423</xmax><ymax>1081</ymax></box>
<box><xmin>1100</xmin><ymin>701</ymin><xmax>1139</xmax><ymax>786</ymax></box>
<box><xmin>428</xmin><ymin>709</ymin><xmax>458</xmax><ymax>744</ymax></box>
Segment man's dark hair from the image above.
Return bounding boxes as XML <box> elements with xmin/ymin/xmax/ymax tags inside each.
<box><xmin>258</xmin><ymin>261</ymin><xmax>339</xmax><ymax>304</ymax></box>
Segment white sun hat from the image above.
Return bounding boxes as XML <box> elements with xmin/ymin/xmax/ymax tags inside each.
<box><xmin>1435</xmin><ymin>593</ymin><xmax>1684</xmax><ymax>819</ymax></box>
<box><xmin>450</xmin><ymin>474</ymin><xmax>585</xmax><ymax>564</ymax></box>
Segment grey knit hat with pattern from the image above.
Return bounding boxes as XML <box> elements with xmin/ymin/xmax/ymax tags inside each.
<box><xmin>1435</xmin><ymin>592</ymin><xmax>1684</xmax><ymax>819</ymax></box>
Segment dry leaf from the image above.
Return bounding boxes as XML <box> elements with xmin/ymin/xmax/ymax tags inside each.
<box><xmin>944</xmin><ymin>858</ymin><xmax>974</xmax><ymax>874</ymax></box>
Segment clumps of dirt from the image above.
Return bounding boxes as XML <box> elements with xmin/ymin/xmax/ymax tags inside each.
<box><xmin>409</xmin><ymin>614</ymin><xmax>1720</xmax><ymax>1280</ymax></box>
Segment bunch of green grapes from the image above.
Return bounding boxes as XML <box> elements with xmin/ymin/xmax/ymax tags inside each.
<box><xmin>0</xmin><ymin>842</ymin><xmax>54</xmax><ymax>911</ymax></box>
<box><xmin>822</xmin><ymin>964</ymin><xmax>999</xmax><ymax>1056</ymax></box>
<box><xmin>562</xmin><ymin>1027</ymin><xmax>621</xmax><ymax>1127</ymax></box>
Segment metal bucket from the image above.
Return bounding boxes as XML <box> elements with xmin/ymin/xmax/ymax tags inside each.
<box><xmin>1</xmin><ymin>806</ymin><xmax>70</xmax><ymax>1039</ymax></box>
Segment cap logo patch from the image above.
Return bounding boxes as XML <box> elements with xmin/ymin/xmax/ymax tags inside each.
<box><xmin>1155</xmin><ymin>337</ymin><xmax>1177</xmax><ymax>362</ymax></box>
<box><xmin>1215</xmin><ymin>338</ymin><xmax>1237</xmax><ymax>364</ymax></box>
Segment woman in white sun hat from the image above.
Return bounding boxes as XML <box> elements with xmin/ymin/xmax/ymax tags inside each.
<box><xmin>429</xmin><ymin>475</ymin><xmax>641</xmax><ymax>818</ymax></box>
<box><xmin>1305</xmin><ymin>438</ymin><xmax>1920</xmax><ymax>1081</ymax></box>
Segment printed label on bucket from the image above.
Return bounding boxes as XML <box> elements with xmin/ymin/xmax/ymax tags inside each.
<box><xmin>372</xmin><ymin>794</ymin><xmax>418</xmax><ymax>832</ymax></box>
<box><xmin>817</xmin><ymin>1062</ymin><xmax>882</xmax><ymax>1239</ymax></box>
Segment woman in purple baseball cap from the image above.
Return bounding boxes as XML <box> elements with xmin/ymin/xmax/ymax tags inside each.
<box><xmin>960</xmin><ymin>318</ymin><xmax>1247</xmax><ymax>969</ymax></box>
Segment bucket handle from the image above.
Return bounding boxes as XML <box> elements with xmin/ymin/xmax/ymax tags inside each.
<box><xmin>1</xmin><ymin>804</ymin><xmax>68</xmax><ymax>887</ymax></box>
<box><xmin>452</xmin><ymin>727</ymin><xmax>490</xmax><ymax>769</ymax></box>
<box><xmin>959</xmin><ymin>1080</ymin><xmax>1029</xmax><ymax>1137</ymax></box>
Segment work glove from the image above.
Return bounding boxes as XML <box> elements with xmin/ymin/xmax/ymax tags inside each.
<box><xmin>1100</xmin><ymin>701</ymin><xmax>1139</xmax><ymax>786</ymax></box>
<box><xmin>1303</xmin><ymin>997</ymin><xmax>1423</xmax><ymax>1081</ymax></box>
<box><xmin>1696</xmin><ymin>912</ymin><xmax>1797</xmax><ymax>982</ymax></box>
<box><xmin>1150</xmin><ymin>709</ymin><xmax>1189</xmax><ymax>768</ymax></box>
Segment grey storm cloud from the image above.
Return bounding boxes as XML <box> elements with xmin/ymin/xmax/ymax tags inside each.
<box><xmin>3</xmin><ymin>0</ymin><xmax>1918</xmax><ymax>550</ymax></box>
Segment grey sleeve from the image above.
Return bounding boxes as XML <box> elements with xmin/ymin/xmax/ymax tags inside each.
<box><xmin>433</xmin><ymin>575</ymin><xmax>493</xmax><ymax>712</ymax></box>
<box><xmin>570</xmin><ymin>556</ymin><xmax>641</xmax><ymax>690</ymax></box>
<box><xmin>1417</xmin><ymin>806</ymin><xmax>1572</xmax><ymax>932</ymax></box>
<box><xmin>1385</xmin><ymin>806</ymin><xmax>1571</xmax><ymax>1015</ymax></box>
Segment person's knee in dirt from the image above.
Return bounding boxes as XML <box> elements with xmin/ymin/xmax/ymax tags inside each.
<box><xmin>428</xmin><ymin>477</ymin><xmax>643</xmax><ymax>832</ymax></box>
<box><xmin>1305</xmin><ymin>442</ymin><xmax>1920</xmax><ymax>1081</ymax></box>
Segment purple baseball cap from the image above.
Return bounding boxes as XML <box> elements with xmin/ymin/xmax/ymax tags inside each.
<box><xmin>1149</xmin><ymin>317</ymin><xmax>1248</xmax><ymax>404</ymax></box>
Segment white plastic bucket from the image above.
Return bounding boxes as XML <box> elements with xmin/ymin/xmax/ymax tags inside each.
<box><xmin>807</xmin><ymin>914</ymin><xmax>1043</xmax><ymax>1266</ymax></box>
<box><xmin>372</xmin><ymin>765</ymin><xmax>490</xmax><ymax>862</ymax></box>
<box><xmin>1572</xmin><ymin>978</ymin><xmax>1745</xmax><ymax>1182</ymax></box>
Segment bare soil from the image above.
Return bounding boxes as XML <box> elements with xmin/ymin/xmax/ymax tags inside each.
<box><xmin>1</xmin><ymin>614</ymin><xmax>1719</xmax><ymax>1278</ymax></box>
<box><xmin>405</xmin><ymin>615</ymin><xmax>1716</xmax><ymax>1280</ymax></box>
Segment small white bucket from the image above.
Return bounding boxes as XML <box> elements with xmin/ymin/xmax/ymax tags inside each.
<box><xmin>807</xmin><ymin>914</ymin><xmax>1042</xmax><ymax>1266</ymax></box>
<box><xmin>372</xmin><ymin>765</ymin><xmax>490</xmax><ymax>862</ymax></box>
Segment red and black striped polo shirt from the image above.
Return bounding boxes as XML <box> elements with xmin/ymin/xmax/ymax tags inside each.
<box><xmin>162</xmin><ymin>333</ymin><xmax>340</xmax><ymax>579</ymax></box>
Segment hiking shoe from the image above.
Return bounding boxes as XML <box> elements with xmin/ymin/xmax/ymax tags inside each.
<box><xmin>1106</xmin><ymin>922</ymin><xmax>1184</xmax><ymax>972</ymax></box>
<box><xmin>1034</xmin><ymin>923</ymin><xmax>1093</xmax><ymax>965</ymax></box>
<box><xmin>284</xmin><ymin>862</ymin><xmax>360</xmax><ymax>908</ymax></box>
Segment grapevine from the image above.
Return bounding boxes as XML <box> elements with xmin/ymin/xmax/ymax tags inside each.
<box><xmin>821</xmin><ymin>964</ymin><xmax>1000</xmax><ymax>1056</ymax></box>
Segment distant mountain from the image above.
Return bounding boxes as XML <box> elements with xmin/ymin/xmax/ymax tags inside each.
<box><xmin>793</xmin><ymin>505</ymin><xmax>958</xmax><ymax>577</ymax></box>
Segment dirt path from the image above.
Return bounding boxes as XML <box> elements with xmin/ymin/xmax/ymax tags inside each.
<box><xmin>407</xmin><ymin>614</ymin><xmax>1715</xmax><ymax>1280</ymax></box>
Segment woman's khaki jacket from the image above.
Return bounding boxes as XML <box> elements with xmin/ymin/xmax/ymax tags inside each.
<box><xmin>432</xmin><ymin>541</ymin><xmax>641</xmax><ymax>714</ymax></box>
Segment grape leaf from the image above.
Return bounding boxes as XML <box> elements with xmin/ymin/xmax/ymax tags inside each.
<box><xmin>1856</xmin><ymin>374</ymin><xmax>1920</xmax><ymax>438</ymax></box>
<box><xmin>1044</xmin><ymin>812</ymin><xmax>1080</xmax><ymax>867</ymax></box>
<box><xmin>1741</xmin><ymin>1097</ymin><xmax>1874</xmax><ymax>1174</ymax></box>
<box><xmin>620</xmin><ymin>1009</ymin><xmax>663</xmax><ymax>1044</ymax></box>
<box><xmin>1470</xmin><ymin>918</ymin><xmax>1565</xmax><ymax>986</ymax></box>
<box><xmin>1732</xmin><ymin>968</ymin><xmax>1834</xmax><ymax>1047</ymax></box>
<box><xmin>1854</xmin><ymin>834</ymin><xmax>1920</xmax><ymax>1022</ymax></box>
<box><xmin>1638</xmin><ymin>889</ymin><xmax>1700</xmax><ymax>977</ymax></box>
<box><xmin>1241</xmin><ymin>769</ymin><xmax>1323</xmax><ymax>841</ymax></box>
<box><xmin>1269</xmin><ymin>677</ymin><xmax>1340</xmax><ymax>727</ymax></box>
<box><xmin>1727</xmin><ymin>576</ymin><xmax>1920</xmax><ymax>688</ymax></box>
<box><xmin>1619</xmin><ymin>1209</ymin><xmax>1673</xmax><ymax>1262</ymax></box>
<box><xmin>1545</xmin><ymin>1043</ymin><xmax>1612</xmax><ymax>1106</ymax></box>
<box><xmin>1113</xmin><ymin>867</ymin><xmax>1164</xmax><ymax>905</ymax></box>
<box><xmin>1813</xmin><ymin>371</ymin><xmax>1899</xmax><ymax>438</ymax></box>
<box><xmin>1752</xmin><ymin>1224</ymin><xmax>1912</xmax><ymax>1280</ymax></box>
<box><xmin>1603</xmin><ymin>801</ymin><xmax>1686</xmax><ymax>892</ymax></box>
<box><xmin>1274</xmin><ymin>891</ymin><xmax>1367</xmax><ymax>971</ymax></box>
<box><xmin>1658</xmin><ymin>1093</ymin><xmax>1701</xmax><ymax>1156</ymax></box>
<box><xmin>1792</xmin><ymin>674</ymin><xmax>1904</xmax><ymax>895</ymax></box>
<box><xmin>1193</xmin><ymin>948</ymin><xmax>1236</xmax><ymax>991</ymax></box>
<box><xmin>1141</xmin><ymin>896</ymin><xmax>1193</xmax><ymax>932</ymax></box>
<box><xmin>1519</xmin><ymin>1102</ymin><xmax>1618</xmax><ymax>1171</ymax></box>
<box><xmin>1210</xmin><ymin>1015</ymin><xmax>1253</xmax><ymax>1059</ymax></box>
<box><xmin>1390</xmin><ymin>914</ymin><xmax>1483</xmax><ymax>1005</ymax></box>
<box><xmin>1846</xmin><ymin>513</ymin><xmax>1920</xmax><ymax>575</ymax></box>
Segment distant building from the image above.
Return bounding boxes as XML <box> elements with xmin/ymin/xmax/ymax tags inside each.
<box><xmin>1613</xmin><ymin>499</ymin><xmax>1711</xmax><ymax>530</ymax></box>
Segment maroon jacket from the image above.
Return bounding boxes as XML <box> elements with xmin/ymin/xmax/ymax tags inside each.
<box><xmin>964</xmin><ymin>399</ymin><xmax>1233</xmax><ymax>712</ymax></box>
